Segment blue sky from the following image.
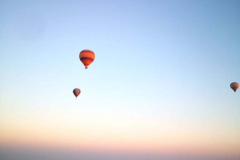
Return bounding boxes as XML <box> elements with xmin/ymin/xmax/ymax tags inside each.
<box><xmin>0</xmin><ymin>0</ymin><xmax>240</xmax><ymax>159</ymax></box>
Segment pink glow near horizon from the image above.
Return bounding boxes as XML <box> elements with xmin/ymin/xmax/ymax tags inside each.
<box><xmin>1</xmin><ymin>110</ymin><xmax>239</xmax><ymax>157</ymax></box>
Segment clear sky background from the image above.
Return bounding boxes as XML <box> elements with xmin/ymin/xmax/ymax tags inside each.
<box><xmin>0</xmin><ymin>0</ymin><xmax>240</xmax><ymax>160</ymax></box>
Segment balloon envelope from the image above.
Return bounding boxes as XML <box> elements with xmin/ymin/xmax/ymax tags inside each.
<box><xmin>73</xmin><ymin>88</ymin><xmax>81</xmax><ymax>98</ymax></box>
<box><xmin>230</xmin><ymin>82</ymin><xmax>239</xmax><ymax>92</ymax></box>
<box><xmin>79</xmin><ymin>49</ymin><xmax>95</xmax><ymax>69</ymax></box>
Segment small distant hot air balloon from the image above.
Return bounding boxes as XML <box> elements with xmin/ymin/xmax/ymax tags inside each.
<box><xmin>73</xmin><ymin>88</ymin><xmax>81</xmax><ymax>98</ymax></box>
<box><xmin>79</xmin><ymin>49</ymin><xmax>95</xmax><ymax>69</ymax></box>
<box><xmin>230</xmin><ymin>82</ymin><xmax>239</xmax><ymax>92</ymax></box>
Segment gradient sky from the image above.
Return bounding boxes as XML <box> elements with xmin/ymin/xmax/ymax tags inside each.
<box><xmin>0</xmin><ymin>0</ymin><xmax>240</xmax><ymax>160</ymax></box>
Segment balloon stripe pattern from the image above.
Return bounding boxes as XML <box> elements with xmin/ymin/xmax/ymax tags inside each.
<box><xmin>79</xmin><ymin>50</ymin><xmax>95</xmax><ymax>69</ymax></box>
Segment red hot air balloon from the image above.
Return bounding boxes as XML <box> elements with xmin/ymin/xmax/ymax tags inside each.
<box><xmin>73</xmin><ymin>88</ymin><xmax>81</xmax><ymax>98</ymax></box>
<box><xmin>230</xmin><ymin>82</ymin><xmax>239</xmax><ymax>92</ymax></box>
<box><xmin>79</xmin><ymin>49</ymin><xmax>95</xmax><ymax>69</ymax></box>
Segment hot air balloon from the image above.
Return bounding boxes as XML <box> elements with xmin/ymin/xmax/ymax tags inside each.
<box><xmin>230</xmin><ymin>82</ymin><xmax>239</xmax><ymax>92</ymax></box>
<box><xmin>79</xmin><ymin>49</ymin><xmax>95</xmax><ymax>69</ymax></box>
<box><xmin>73</xmin><ymin>88</ymin><xmax>81</xmax><ymax>98</ymax></box>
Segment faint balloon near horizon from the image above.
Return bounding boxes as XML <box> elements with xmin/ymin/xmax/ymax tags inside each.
<box><xmin>230</xmin><ymin>82</ymin><xmax>239</xmax><ymax>92</ymax></box>
<box><xmin>73</xmin><ymin>88</ymin><xmax>81</xmax><ymax>98</ymax></box>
